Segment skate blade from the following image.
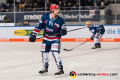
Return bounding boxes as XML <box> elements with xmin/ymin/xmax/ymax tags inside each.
<box><xmin>39</xmin><ymin>72</ymin><xmax>48</xmax><ymax>76</ymax></box>
<box><xmin>91</xmin><ymin>48</ymin><xmax>99</xmax><ymax>51</ymax></box>
<box><xmin>55</xmin><ymin>74</ymin><xmax>65</xmax><ymax>78</ymax></box>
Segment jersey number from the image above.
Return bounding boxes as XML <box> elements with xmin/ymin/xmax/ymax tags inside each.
<box><xmin>49</xmin><ymin>21</ymin><xmax>53</xmax><ymax>26</ymax></box>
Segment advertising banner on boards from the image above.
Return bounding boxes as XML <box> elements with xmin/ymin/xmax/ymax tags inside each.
<box><xmin>0</xmin><ymin>10</ymin><xmax>100</xmax><ymax>23</ymax></box>
<box><xmin>0</xmin><ymin>25</ymin><xmax>120</xmax><ymax>38</ymax></box>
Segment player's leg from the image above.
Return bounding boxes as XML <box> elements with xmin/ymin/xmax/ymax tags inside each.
<box><xmin>39</xmin><ymin>52</ymin><xmax>49</xmax><ymax>74</ymax></box>
<box><xmin>51</xmin><ymin>42</ymin><xmax>64</xmax><ymax>77</ymax></box>
<box><xmin>92</xmin><ymin>26</ymin><xmax>105</xmax><ymax>49</ymax></box>
<box><xmin>92</xmin><ymin>33</ymin><xmax>101</xmax><ymax>49</ymax></box>
<box><xmin>39</xmin><ymin>43</ymin><xmax>51</xmax><ymax>74</ymax></box>
<box><xmin>92</xmin><ymin>37</ymin><xmax>101</xmax><ymax>49</ymax></box>
<box><xmin>52</xmin><ymin>52</ymin><xmax>64</xmax><ymax>75</ymax></box>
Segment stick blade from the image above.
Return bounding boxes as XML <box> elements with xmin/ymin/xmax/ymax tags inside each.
<box><xmin>63</xmin><ymin>48</ymin><xmax>69</xmax><ymax>51</ymax></box>
<box><xmin>63</xmin><ymin>48</ymin><xmax>71</xmax><ymax>51</ymax></box>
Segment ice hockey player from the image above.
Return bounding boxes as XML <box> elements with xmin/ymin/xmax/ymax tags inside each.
<box><xmin>29</xmin><ymin>4</ymin><xmax>67</xmax><ymax>77</ymax></box>
<box><xmin>86</xmin><ymin>21</ymin><xmax>105</xmax><ymax>49</ymax></box>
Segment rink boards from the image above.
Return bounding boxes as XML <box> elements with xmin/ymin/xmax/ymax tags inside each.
<box><xmin>0</xmin><ymin>25</ymin><xmax>120</xmax><ymax>42</ymax></box>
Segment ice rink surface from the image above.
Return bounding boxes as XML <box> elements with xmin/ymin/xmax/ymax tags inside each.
<box><xmin>0</xmin><ymin>42</ymin><xmax>120</xmax><ymax>80</ymax></box>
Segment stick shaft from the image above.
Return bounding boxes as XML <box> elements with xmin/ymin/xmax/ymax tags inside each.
<box><xmin>36</xmin><ymin>27</ymin><xmax>86</xmax><ymax>39</ymax></box>
<box><xmin>67</xmin><ymin>27</ymin><xmax>86</xmax><ymax>32</ymax></box>
<box><xmin>69</xmin><ymin>39</ymin><xmax>91</xmax><ymax>50</ymax></box>
<box><xmin>75</xmin><ymin>39</ymin><xmax>91</xmax><ymax>48</ymax></box>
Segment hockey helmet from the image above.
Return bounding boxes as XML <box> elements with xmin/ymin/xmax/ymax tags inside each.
<box><xmin>50</xmin><ymin>4</ymin><xmax>59</xmax><ymax>10</ymax></box>
<box><xmin>86</xmin><ymin>21</ymin><xmax>91</xmax><ymax>28</ymax></box>
<box><xmin>86</xmin><ymin>21</ymin><xmax>91</xmax><ymax>25</ymax></box>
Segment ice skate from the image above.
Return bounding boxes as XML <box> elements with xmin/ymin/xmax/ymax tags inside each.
<box><xmin>39</xmin><ymin>65</ymin><xmax>49</xmax><ymax>75</ymax></box>
<box><xmin>92</xmin><ymin>44</ymin><xmax>101</xmax><ymax>51</ymax></box>
<box><xmin>55</xmin><ymin>66</ymin><xmax>65</xmax><ymax>78</ymax></box>
<box><xmin>92</xmin><ymin>44</ymin><xmax>101</xmax><ymax>49</ymax></box>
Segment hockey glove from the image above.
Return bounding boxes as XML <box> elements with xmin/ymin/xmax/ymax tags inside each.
<box><xmin>95</xmin><ymin>33</ymin><xmax>103</xmax><ymax>39</ymax></box>
<box><xmin>90</xmin><ymin>35</ymin><xmax>94</xmax><ymax>40</ymax></box>
<box><xmin>61</xmin><ymin>29</ymin><xmax>67</xmax><ymax>36</ymax></box>
<box><xmin>29</xmin><ymin>32</ymin><xmax>37</xmax><ymax>42</ymax></box>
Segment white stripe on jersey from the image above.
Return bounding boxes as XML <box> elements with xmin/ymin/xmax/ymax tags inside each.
<box><xmin>34</xmin><ymin>28</ymin><xmax>40</xmax><ymax>31</ymax></box>
<box><xmin>43</xmin><ymin>37</ymin><xmax>60</xmax><ymax>41</ymax></box>
<box><xmin>33</xmin><ymin>31</ymin><xmax>39</xmax><ymax>33</ymax></box>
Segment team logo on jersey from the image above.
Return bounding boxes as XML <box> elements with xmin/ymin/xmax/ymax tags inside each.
<box><xmin>44</xmin><ymin>20</ymin><xmax>48</xmax><ymax>23</ymax></box>
<box><xmin>55</xmin><ymin>23</ymin><xmax>59</xmax><ymax>27</ymax></box>
<box><xmin>53</xmin><ymin>26</ymin><xmax>57</xmax><ymax>30</ymax></box>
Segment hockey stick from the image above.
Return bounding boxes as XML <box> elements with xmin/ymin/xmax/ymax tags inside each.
<box><xmin>36</xmin><ymin>27</ymin><xmax>86</xmax><ymax>39</ymax></box>
<box><xmin>63</xmin><ymin>39</ymin><xmax>91</xmax><ymax>51</ymax></box>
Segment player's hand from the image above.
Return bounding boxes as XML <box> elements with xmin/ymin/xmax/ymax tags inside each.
<box><xmin>90</xmin><ymin>35</ymin><xmax>94</xmax><ymax>40</ymax></box>
<box><xmin>61</xmin><ymin>29</ymin><xmax>67</xmax><ymax>36</ymax></box>
<box><xmin>29</xmin><ymin>32</ymin><xmax>37</xmax><ymax>42</ymax></box>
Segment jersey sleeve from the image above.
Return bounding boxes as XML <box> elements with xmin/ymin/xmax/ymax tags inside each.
<box><xmin>89</xmin><ymin>28</ymin><xmax>95</xmax><ymax>35</ymax></box>
<box><xmin>33</xmin><ymin>15</ymin><xmax>45</xmax><ymax>34</ymax></box>
<box><xmin>97</xmin><ymin>25</ymin><xmax>105</xmax><ymax>34</ymax></box>
<box><xmin>61</xmin><ymin>19</ymin><xmax>67</xmax><ymax>30</ymax></box>
<box><xmin>61</xmin><ymin>19</ymin><xmax>67</xmax><ymax>36</ymax></box>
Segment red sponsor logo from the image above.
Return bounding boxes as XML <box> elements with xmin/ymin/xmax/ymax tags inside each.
<box><xmin>44</xmin><ymin>20</ymin><xmax>48</xmax><ymax>23</ymax></box>
<box><xmin>55</xmin><ymin>23</ymin><xmax>59</xmax><ymax>27</ymax></box>
<box><xmin>42</xmin><ymin>46</ymin><xmax>45</xmax><ymax>49</ymax></box>
<box><xmin>51</xmin><ymin>45</ymin><xmax>58</xmax><ymax>48</ymax></box>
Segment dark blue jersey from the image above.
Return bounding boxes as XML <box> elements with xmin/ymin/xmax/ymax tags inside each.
<box><xmin>33</xmin><ymin>13</ymin><xmax>67</xmax><ymax>45</ymax></box>
<box><xmin>89</xmin><ymin>25</ymin><xmax>105</xmax><ymax>35</ymax></box>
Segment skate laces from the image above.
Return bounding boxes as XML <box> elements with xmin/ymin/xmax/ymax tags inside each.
<box><xmin>58</xmin><ymin>69</ymin><xmax>60</xmax><ymax>72</ymax></box>
<box><xmin>57</xmin><ymin>68</ymin><xmax>62</xmax><ymax>72</ymax></box>
<box><xmin>41</xmin><ymin>67</ymin><xmax>46</xmax><ymax>71</ymax></box>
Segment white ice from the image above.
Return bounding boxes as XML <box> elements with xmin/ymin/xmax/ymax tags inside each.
<box><xmin>0</xmin><ymin>42</ymin><xmax>120</xmax><ymax>80</ymax></box>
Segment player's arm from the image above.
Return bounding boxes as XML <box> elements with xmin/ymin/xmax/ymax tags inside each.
<box><xmin>29</xmin><ymin>15</ymin><xmax>45</xmax><ymax>42</ymax></box>
<box><xmin>60</xmin><ymin>20</ymin><xmax>67</xmax><ymax>36</ymax></box>
<box><xmin>90</xmin><ymin>28</ymin><xmax>96</xmax><ymax>40</ymax></box>
<box><xmin>97</xmin><ymin>25</ymin><xmax>105</xmax><ymax>34</ymax></box>
<box><xmin>95</xmin><ymin>25</ymin><xmax>105</xmax><ymax>38</ymax></box>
